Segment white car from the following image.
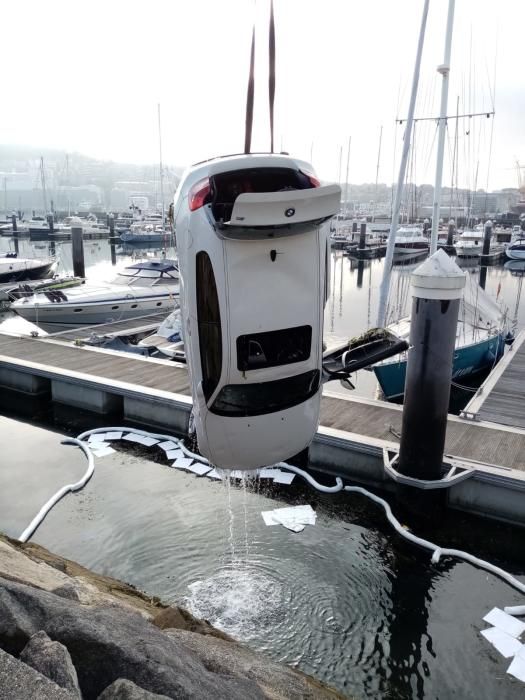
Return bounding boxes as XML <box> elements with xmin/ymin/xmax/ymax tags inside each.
<box><xmin>173</xmin><ymin>153</ymin><xmax>340</xmax><ymax>469</ymax></box>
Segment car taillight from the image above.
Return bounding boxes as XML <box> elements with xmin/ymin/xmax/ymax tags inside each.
<box><xmin>300</xmin><ymin>170</ymin><xmax>320</xmax><ymax>188</ymax></box>
<box><xmin>189</xmin><ymin>177</ymin><xmax>211</xmax><ymax>211</ymax></box>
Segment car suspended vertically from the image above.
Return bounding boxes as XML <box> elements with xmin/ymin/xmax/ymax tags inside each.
<box><xmin>173</xmin><ymin>153</ymin><xmax>341</xmax><ymax>469</ymax></box>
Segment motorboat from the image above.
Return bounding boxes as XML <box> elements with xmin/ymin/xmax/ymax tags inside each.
<box><xmin>12</xmin><ymin>259</ymin><xmax>180</xmax><ymax>330</ymax></box>
<box><xmin>0</xmin><ymin>253</ymin><xmax>55</xmax><ymax>284</ymax></box>
<box><xmin>455</xmin><ymin>229</ymin><xmax>484</xmax><ymax>258</ymax></box>
<box><xmin>372</xmin><ymin>282</ymin><xmax>508</xmax><ymax>401</ymax></box>
<box><xmin>505</xmin><ymin>237</ymin><xmax>525</xmax><ymax>261</ymax></box>
<box><xmin>138</xmin><ymin>307</ymin><xmax>183</xmax><ymax>358</ymax></box>
<box><xmin>173</xmin><ymin>152</ymin><xmax>341</xmax><ymax>469</ymax></box>
<box><xmin>393</xmin><ymin>226</ymin><xmax>429</xmax><ymax>255</ymax></box>
<box><xmin>120</xmin><ymin>221</ymin><xmax>170</xmax><ymax>243</ymax></box>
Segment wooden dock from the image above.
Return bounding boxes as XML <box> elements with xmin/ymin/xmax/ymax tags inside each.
<box><xmin>0</xmin><ymin>330</ymin><xmax>524</xmax><ymax>473</ymax></box>
<box><xmin>462</xmin><ymin>330</ymin><xmax>525</xmax><ymax>429</ymax></box>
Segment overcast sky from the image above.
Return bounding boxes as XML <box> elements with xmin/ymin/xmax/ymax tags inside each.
<box><xmin>2</xmin><ymin>0</ymin><xmax>524</xmax><ymax>189</ymax></box>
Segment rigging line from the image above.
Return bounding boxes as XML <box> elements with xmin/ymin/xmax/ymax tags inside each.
<box><xmin>244</xmin><ymin>21</ymin><xmax>256</xmax><ymax>154</ymax></box>
<box><xmin>268</xmin><ymin>0</ymin><xmax>276</xmax><ymax>153</ymax></box>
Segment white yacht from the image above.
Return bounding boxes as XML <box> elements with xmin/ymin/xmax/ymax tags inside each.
<box><xmin>0</xmin><ymin>254</ymin><xmax>55</xmax><ymax>284</ymax></box>
<box><xmin>505</xmin><ymin>237</ymin><xmax>525</xmax><ymax>261</ymax></box>
<box><xmin>138</xmin><ymin>307</ymin><xmax>183</xmax><ymax>358</ymax></box>
<box><xmin>394</xmin><ymin>226</ymin><xmax>429</xmax><ymax>255</ymax></box>
<box><xmin>455</xmin><ymin>229</ymin><xmax>484</xmax><ymax>258</ymax></box>
<box><xmin>12</xmin><ymin>259</ymin><xmax>179</xmax><ymax>330</ymax></box>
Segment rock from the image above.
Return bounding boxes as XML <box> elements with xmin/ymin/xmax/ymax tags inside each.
<box><xmin>20</xmin><ymin>631</ymin><xmax>81</xmax><ymax>698</ymax></box>
<box><xmin>0</xmin><ymin>647</ymin><xmax>75</xmax><ymax>700</ymax></box>
<box><xmin>51</xmin><ymin>583</ymin><xmax>81</xmax><ymax>603</ymax></box>
<box><xmin>97</xmin><ymin>678</ymin><xmax>171</xmax><ymax>699</ymax></box>
<box><xmin>152</xmin><ymin>606</ymin><xmax>232</xmax><ymax>640</ymax></box>
<box><xmin>166</xmin><ymin>628</ymin><xmax>343</xmax><ymax>700</ymax></box>
<box><xmin>0</xmin><ymin>577</ymin><xmax>264</xmax><ymax>700</ymax></box>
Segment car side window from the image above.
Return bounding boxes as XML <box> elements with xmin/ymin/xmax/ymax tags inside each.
<box><xmin>196</xmin><ymin>251</ymin><xmax>222</xmax><ymax>401</ymax></box>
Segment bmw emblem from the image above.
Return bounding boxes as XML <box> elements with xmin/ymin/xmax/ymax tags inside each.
<box><xmin>285</xmin><ymin>207</ymin><xmax>295</xmax><ymax>217</ymax></box>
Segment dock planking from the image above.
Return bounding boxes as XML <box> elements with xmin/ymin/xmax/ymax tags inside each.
<box><xmin>463</xmin><ymin>331</ymin><xmax>525</xmax><ymax>430</ymax></box>
<box><xmin>0</xmin><ymin>333</ymin><xmax>525</xmax><ymax>472</ymax></box>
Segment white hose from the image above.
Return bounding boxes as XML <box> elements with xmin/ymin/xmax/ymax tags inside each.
<box><xmin>343</xmin><ymin>485</ymin><xmax>525</xmax><ymax>596</ymax></box>
<box><xmin>18</xmin><ymin>427</ymin><xmax>525</xmax><ymax>606</ymax></box>
<box><xmin>18</xmin><ymin>438</ymin><xmax>94</xmax><ymax>543</ymax></box>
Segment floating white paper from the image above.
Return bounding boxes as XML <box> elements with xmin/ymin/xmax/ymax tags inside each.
<box><xmin>258</xmin><ymin>468</ymin><xmax>280</xmax><ymax>479</ymax></box>
<box><xmin>171</xmin><ymin>457</ymin><xmax>194</xmax><ymax>471</ymax></box>
<box><xmin>123</xmin><ymin>433</ymin><xmax>159</xmax><ymax>447</ymax></box>
<box><xmin>272</xmin><ymin>471</ymin><xmax>295</xmax><ymax>485</ymax></box>
<box><xmin>91</xmin><ymin>445</ymin><xmax>115</xmax><ymax>458</ymax></box>
<box><xmin>104</xmin><ymin>431</ymin><xmax>122</xmax><ymax>440</ymax></box>
<box><xmin>261</xmin><ymin>504</ymin><xmax>316</xmax><ymax>532</ymax></box>
<box><xmin>481</xmin><ymin>627</ymin><xmax>523</xmax><ymax>658</ymax></box>
<box><xmin>206</xmin><ymin>469</ymin><xmax>223</xmax><ymax>480</ymax></box>
<box><xmin>158</xmin><ymin>440</ymin><xmax>179</xmax><ymax>452</ymax></box>
<box><xmin>507</xmin><ymin>647</ymin><xmax>525</xmax><ymax>682</ymax></box>
<box><xmin>166</xmin><ymin>449</ymin><xmax>185</xmax><ymax>460</ymax></box>
<box><xmin>88</xmin><ymin>433</ymin><xmax>107</xmax><ymax>443</ymax></box>
<box><xmin>483</xmin><ymin>608</ymin><xmax>525</xmax><ymax>638</ymax></box>
<box><xmin>187</xmin><ymin>463</ymin><xmax>212</xmax><ymax>476</ymax></box>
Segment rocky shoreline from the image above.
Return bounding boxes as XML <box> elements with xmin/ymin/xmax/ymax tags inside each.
<box><xmin>0</xmin><ymin>534</ymin><xmax>344</xmax><ymax>699</ymax></box>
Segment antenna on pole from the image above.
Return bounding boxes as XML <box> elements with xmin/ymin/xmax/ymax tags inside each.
<box><xmin>158</xmin><ymin>103</ymin><xmax>165</xmax><ymax>229</ymax></box>
<box><xmin>244</xmin><ymin>24</ymin><xmax>256</xmax><ymax>154</ymax></box>
<box><xmin>268</xmin><ymin>0</ymin><xmax>276</xmax><ymax>153</ymax></box>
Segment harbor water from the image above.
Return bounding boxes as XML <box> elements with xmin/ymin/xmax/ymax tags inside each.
<box><xmin>0</xmin><ymin>412</ymin><xmax>524</xmax><ymax>699</ymax></box>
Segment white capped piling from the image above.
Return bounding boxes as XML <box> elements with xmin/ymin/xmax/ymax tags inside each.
<box><xmin>397</xmin><ymin>249</ymin><xmax>465</xmax><ymax>481</ymax></box>
<box><xmin>71</xmin><ymin>226</ymin><xmax>85</xmax><ymax>278</ymax></box>
<box><xmin>11</xmin><ymin>214</ymin><xmax>17</xmax><ymax>234</ymax></box>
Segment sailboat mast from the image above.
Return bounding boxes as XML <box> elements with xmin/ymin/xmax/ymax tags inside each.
<box><xmin>372</xmin><ymin>125</ymin><xmax>383</xmax><ymax>222</ymax></box>
<box><xmin>40</xmin><ymin>157</ymin><xmax>49</xmax><ymax>214</ymax></box>
<box><xmin>430</xmin><ymin>0</ymin><xmax>456</xmax><ymax>254</ymax></box>
<box><xmin>157</xmin><ymin>103</ymin><xmax>165</xmax><ymax>227</ymax></box>
<box><xmin>66</xmin><ymin>154</ymin><xmax>71</xmax><ymax>216</ymax></box>
<box><xmin>344</xmin><ymin>136</ymin><xmax>351</xmax><ymax>217</ymax></box>
<box><xmin>377</xmin><ymin>0</ymin><xmax>430</xmax><ymax>327</ymax></box>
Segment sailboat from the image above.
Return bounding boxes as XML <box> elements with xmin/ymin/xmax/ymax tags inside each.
<box><xmin>373</xmin><ymin>0</ymin><xmax>509</xmax><ymax>402</ymax></box>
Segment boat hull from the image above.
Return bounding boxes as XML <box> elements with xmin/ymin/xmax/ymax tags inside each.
<box><xmin>13</xmin><ymin>294</ymin><xmax>177</xmax><ymax>330</ymax></box>
<box><xmin>373</xmin><ymin>333</ymin><xmax>506</xmax><ymax>400</ymax></box>
<box><xmin>0</xmin><ymin>261</ymin><xmax>54</xmax><ymax>284</ymax></box>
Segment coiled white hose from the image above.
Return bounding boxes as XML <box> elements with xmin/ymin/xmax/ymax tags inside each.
<box><xmin>17</xmin><ymin>427</ymin><xmax>525</xmax><ymax>604</ymax></box>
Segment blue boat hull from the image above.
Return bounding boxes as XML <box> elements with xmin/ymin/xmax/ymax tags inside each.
<box><xmin>373</xmin><ymin>333</ymin><xmax>506</xmax><ymax>400</ymax></box>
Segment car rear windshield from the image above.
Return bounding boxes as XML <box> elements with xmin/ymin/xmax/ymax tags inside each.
<box><xmin>211</xmin><ymin>167</ymin><xmax>313</xmax><ymax>223</ymax></box>
<box><xmin>237</xmin><ymin>325</ymin><xmax>312</xmax><ymax>371</ymax></box>
<box><xmin>210</xmin><ymin>369</ymin><xmax>320</xmax><ymax>417</ymax></box>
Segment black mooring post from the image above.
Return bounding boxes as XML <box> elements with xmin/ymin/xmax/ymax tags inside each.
<box><xmin>356</xmin><ymin>260</ymin><xmax>364</xmax><ymax>288</ymax></box>
<box><xmin>71</xmin><ymin>226</ymin><xmax>85</xmax><ymax>278</ymax></box>
<box><xmin>423</xmin><ymin>218</ymin><xmax>430</xmax><ymax>236</ymax></box>
<box><xmin>108</xmin><ymin>214</ymin><xmax>115</xmax><ymax>237</ymax></box>
<box><xmin>446</xmin><ymin>219</ymin><xmax>455</xmax><ymax>247</ymax></box>
<box><xmin>397</xmin><ymin>250</ymin><xmax>465</xmax><ymax>482</ymax></box>
<box><xmin>359</xmin><ymin>222</ymin><xmax>367</xmax><ymax>250</ymax></box>
<box><xmin>47</xmin><ymin>214</ymin><xmax>54</xmax><ymax>234</ymax></box>
<box><xmin>352</xmin><ymin>221</ymin><xmax>358</xmax><ymax>233</ymax></box>
<box><xmin>481</xmin><ymin>219</ymin><xmax>492</xmax><ymax>257</ymax></box>
<box><xmin>11</xmin><ymin>214</ymin><xmax>17</xmax><ymax>234</ymax></box>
